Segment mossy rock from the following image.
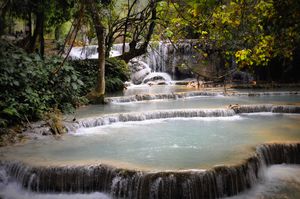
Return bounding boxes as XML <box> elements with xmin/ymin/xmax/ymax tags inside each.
<box><xmin>86</xmin><ymin>91</ymin><xmax>105</xmax><ymax>104</ymax></box>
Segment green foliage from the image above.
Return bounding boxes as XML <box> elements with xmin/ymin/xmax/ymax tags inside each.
<box><xmin>0</xmin><ymin>40</ymin><xmax>84</xmax><ymax>127</ymax></box>
<box><xmin>70</xmin><ymin>57</ymin><xmax>130</xmax><ymax>95</ymax></box>
<box><xmin>157</xmin><ymin>0</ymin><xmax>300</xmax><ymax>71</ymax></box>
<box><xmin>46</xmin><ymin>0</ymin><xmax>75</xmax><ymax>29</ymax></box>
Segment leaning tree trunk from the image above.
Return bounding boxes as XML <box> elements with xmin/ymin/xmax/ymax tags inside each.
<box><xmin>85</xmin><ymin>0</ymin><xmax>106</xmax><ymax>101</ymax></box>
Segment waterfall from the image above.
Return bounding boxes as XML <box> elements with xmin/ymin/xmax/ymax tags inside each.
<box><xmin>66</xmin><ymin>108</ymin><xmax>236</xmax><ymax>130</ymax></box>
<box><xmin>231</xmin><ymin>104</ymin><xmax>300</xmax><ymax>114</ymax></box>
<box><xmin>69</xmin><ymin>45</ymin><xmax>98</xmax><ymax>59</ymax></box>
<box><xmin>109</xmin><ymin>41</ymin><xmax>198</xmax><ymax>74</ymax></box>
<box><xmin>105</xmin><ymin>91</ymin><xmax>222</xmax><ymax>103</ymax></box>
<box><xmin>142</xmin><ymin>72</ymin><xmax>172</xmax><ymax>84</ymax></box>
<box><xmin>1</xmin><ymin>143</ymin><xmax>299</xmax><ymax>199</ymax></box>
<box><xmin>68</xmin><ymin>41</ymin><xmax>199</xmax><ymax>81</ymax></box>
<box><xmin>69</xmin><ymin>41</ymin><xmax>198</xmax><ymax>73</ymax></box>
<box><xmin>65</xmin><ymin>105</ymin><xmax>300</xmax><ymax>131</ymax></box>
<box><xmin>232</xmin><ymin>91</ymin><xmax>300</xmax><ymax>97</ymax></box>
<box><xmin>106</xmin><ymin>91</ymin><xmax>300</xmax><ymax>104</ymax></box>
<box><xmin>137</xmin><ymin>41</ymin><xmax>198</xmax><ymax>74</ymax></box>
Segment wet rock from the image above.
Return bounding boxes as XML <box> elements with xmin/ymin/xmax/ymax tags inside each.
<box><xmin>129</xmin><ymin>59</ymin><xmax>151</xmax><ymax>84</ymax></box>
<box><xmin>23</xmin><ymin>122</ymin><xmax>52</xmax><ymax>139</ymax></box>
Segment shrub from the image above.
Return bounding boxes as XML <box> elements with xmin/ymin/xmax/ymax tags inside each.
<box><xmin>70</xmin><ymin>57</ymin><xmax>130</xmax><ymax>95</ymax></box>
<box><xmin>0</xmin><ymin>40</ymin><xmax>84</xmax><ymax>127</ymax></box>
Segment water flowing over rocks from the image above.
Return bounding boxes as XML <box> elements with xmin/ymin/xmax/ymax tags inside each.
<box><xmin>128</xmin><ymin>59</ymin><xmax>172</xmax><ymax>85</ymax></box>
<box><xmin>65</xmin><ymin>104</ymin><xmax>300</xmax><ymax>131</ymax></box>
<box><xmin>106</xmin><ymin>91</ymin><xmax>300</xmax><ymax>104</ymax></box>
<box><xmin>69</xmin><ymin>41</ymin><xmax>205</xmax><ymax>82</ymax></box>
<box><xmin>66</xmin><ymin>108</ymin><xmax>235</xmax><ymax>130</ymax></box>
<box><xmin>230</xmin><ymin>104</ymin><xmax>300</xmax><ymax>114</ymax></box>
<box><xmin>1</xmin><ymin>143</ymin><xmax>299</xmax><ymax>199</ymax></box>
<box><xmin>139</xmin><ymin>41</ymin><xmax>201</xmax><ymax>77</ymax></box>
<box><xmin>105</xmin><ymin>91</ymin><xmax>222</xmax><ymax>103</ymax></box>
<box><xmin>142</xmin><ymin>72</ymin><xmax>172</xmax><ymax>84</ymax></box>
<box><xmin>69</xmin><ymin>46</ymin><xmax>98</xmax><ymax>59</ymax></box>
<box><xmin>128</xmin><ymin>59</ymin><xmax>151</xmax><ymax>85</ymax></box>
<box><xmin>231</xmin><ymin>91</ymin><xmax>300</xmax><ymax>97</ymax></box>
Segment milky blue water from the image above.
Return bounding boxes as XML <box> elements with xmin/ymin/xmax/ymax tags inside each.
<box><xmin>2</xmin><ymin>113</ymin><xmax>300</xmax><ymax>170</ymax></box>
<box><xmin>73</xmin><ymin>94</ymin><xmax>300</xmax><ymax>119</ymax></box>
<box><xmin>1</xmin><ymin>87</ymin><xmax>300</xmax><ymax>199</ymax></box>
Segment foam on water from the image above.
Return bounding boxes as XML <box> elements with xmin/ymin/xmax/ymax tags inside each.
<box><xmin>0</xmin><ymin>183</ymin><xmax>111</xmax><ymax>199</ymax></box>
<box><xmin>142</xmin><ymin>72</ymin><xmax>172</xmax><ymax>84</ymax></box>
<box><xmin>225</xmin><ymin>165</ymin><xmax>300</xmax><ymax>199</ymax></box>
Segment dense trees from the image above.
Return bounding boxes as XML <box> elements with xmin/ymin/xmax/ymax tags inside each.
<box><xmin>157</xmin><ymin>0</ymin><xmax>300</xmax><ymax>81</ymax></box>
<box><xmin>1</xmin><ymin>0</ymin><xmax>75</xmax><ymax>57</ymax></box>
<box><xmin>0</xmin><ymin>40</ymin><xmax>84</xmax><ymax>127</ymax></box>
<box><xmin>2</xmin><ymin>0</ymin><xmax>299</xmax><ymax>80</ymax></box>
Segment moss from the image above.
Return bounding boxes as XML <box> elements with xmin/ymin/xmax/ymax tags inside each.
<box><xmin>86</xmin><ymin>91</ymin><xmax>105</xmax><ymax>104</ymax></box>
<box><xmin>44</xmin><ymin>108</ymin><xmax>66</xmax><ymax>135</ymax></box>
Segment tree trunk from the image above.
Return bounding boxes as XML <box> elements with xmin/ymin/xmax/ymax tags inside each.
<box><xmin>95</xmin><ymin>29</ymin><xmax>106</xmax><ymax>95</ymax></box>
<box><xmin>0</xmin><ymin>2</ymin><xmax>7</xmax><ymax>35</ymax></box>
<box><xmin>39</xmin><ymin>11</ymin><xmax>45</xmax><ymax>58</ymax></box>
<box><xmin>85</xmin><ymin>0</ymin><xmax>106</xmax><ymax>98</ymax></box>
<box><xmin>55</xmin><ymin>25</ymin><xmax>61</xmax><ymax>41</ymax></box>
<box><xmin>0</xmin><ymin>11</ymin><xmax>5</xmax><ymax>35</ymax></box>
<box><xmin>27</xmin><ymin>11</ymin><xmax>44</xmax><ymax>54</ymax></box>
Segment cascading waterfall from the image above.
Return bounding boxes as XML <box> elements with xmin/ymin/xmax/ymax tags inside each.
<box><xmin>65</xmin><ymin>104</ymin><xmax>300</xmax><ymax>131</ymax></box>
<box><xmin>68</xmin><ymin>41</ymin><xmax>200</xmax><ymax>84</ymax></box>
<box><xmin>106</xmin><ymin>91</ymin><xmax>300</xmax><ymax>104</ymax></box>
<box><xmin>231</xmin><ymin>91</ymin><xmax>300</xmax><ymax>97</ymax></box>
<box><xmin>69</xmin><ymin>45</ymin><xmax>98</xmax><ymax>59</ymax></box>
<box><xmin>66</xmin><ymin>108</ymin><xmax>236</xmax><ymax>130</ymax></box>
<box><xmin>138</xmin><ymin>41</ymin><xmax>199</xmax><ymax>74</ymax></box>
<box><xmin>231</xmin><ymin>104</ymin><xmax>300</xmax><ymax>114</ymax></box>
<box><xmin>128</xmin><ymin>41</ymin><xmax>199</xmax><ymax>84</ymax></box>
<box><xmin>105</xmin><ymin>91</ymin><xmax>222</xmax><ymax>103</ymax></box>
<box><xmin>69</xmin><ymin>41</ymin><xmax>198</xmax><ymax>72</ymax></box>
<box><xmin>1</xmin><ymin>103</ymin><xmax>300</xmax><ymax>198</ymax></box>
<box><xmin>69</xmin><ymin>45</ymin><xmax>121</xmax><ymax>59</ymax></box>
<box><xmin>1</xmin><ymin>143</ymin><xmax>299</xmax><ymax>199</ymax></box>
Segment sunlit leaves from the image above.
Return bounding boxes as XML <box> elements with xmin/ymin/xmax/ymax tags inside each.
<box><xmin>157</xmin><ymin>0</ymin><xmax>299</xmax><ymax>71</ymax></box>
<box><xmin>252</xmin><ymin>35</ymin><xmax>274</xmax><ymax>66</ymax></box>
<box><xmin>235</xmin><ymin>49</ymin><xmax>253</xmax><ymax>68</ymax></box>
<box><xmin>254</xmin><ymin>0</ymin><xmax>274</xmax><ymax>19</ymax></box>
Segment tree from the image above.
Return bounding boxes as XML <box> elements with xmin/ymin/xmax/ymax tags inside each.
<box><xmin>105</xmin><ymin>0</ymin><xmax>158</xmax><ymax>63</ymax></box>
<box><xmin>1</xmin><ymin>0</ymin><xmax>75</xmax><ymax>58</ymax></box>
<box><xmin>84</xmin><ymin>0</ymin><xmax>107</xmax><ymax>101</ymax></box>
<box><xmin>157</xmin><ymin>0</ymin><xmax>300</xmax><ymax>82</ymax></box>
